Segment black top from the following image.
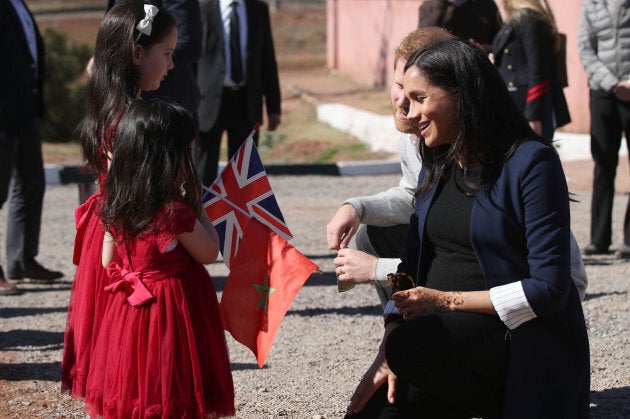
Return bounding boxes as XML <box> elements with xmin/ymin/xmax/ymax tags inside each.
<box><xmin>424</xmin><ymin>168</ymin><xmax>486</xmax><ymax>291</ymax></box>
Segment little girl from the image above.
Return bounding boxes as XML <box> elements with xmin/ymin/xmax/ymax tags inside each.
<box><xmin>62</xmin><ymin>1</ymin><xmax>177</xmax><ymax>397</ymax></box>
<box><xmin>85</xmin><ymin>100</ymin><xmax>235</xmax><ymax>418</ymax></box>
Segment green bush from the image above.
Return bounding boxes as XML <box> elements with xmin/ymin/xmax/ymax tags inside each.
<box><xmin>42</xmin><ymin>28</ymin><xmax>92</xmax><ymax>143</ymax></box>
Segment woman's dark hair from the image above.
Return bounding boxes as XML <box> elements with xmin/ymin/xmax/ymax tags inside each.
<box><xmin>100</xmin><ymin>100</ymin><xmax>200</xmax><ymax>240</ymax></box>
<box><xmin>77</xmin><ymin>0</ymin><xmax>176</xmax><ymax>175</ymax></box>
<box><xmin>404</xmin><ymin>38</ymin><xmax>551</xmax><ymax>195</ymax></box>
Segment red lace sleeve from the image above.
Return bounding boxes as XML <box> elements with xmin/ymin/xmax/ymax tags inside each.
<box><xmin>153</xmin><ymin>200</ymin><xmax>198</xmax><ymax>252</ymax></box>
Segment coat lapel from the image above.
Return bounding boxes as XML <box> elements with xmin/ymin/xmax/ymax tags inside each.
<box><xmin>492</xmin><ymin>22</ymin><xmax>514</xmax><ymax>55</ymax></box>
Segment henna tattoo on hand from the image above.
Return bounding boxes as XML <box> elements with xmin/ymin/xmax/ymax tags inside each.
<box><xmin>416</xmin><ymin>291</ymin><xmax>464</xmax><ymax>314</ymax></box>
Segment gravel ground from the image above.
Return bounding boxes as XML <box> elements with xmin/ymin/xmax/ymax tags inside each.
<box><xmin>1</xmin><ymin>172</ymin><xmax>629</xmax><ymax>418</ymax></box>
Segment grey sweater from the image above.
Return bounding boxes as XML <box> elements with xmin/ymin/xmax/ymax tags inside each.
<box><xmin>345</xmin><ymin>133</ymin><xmax>421</xmax><ymax>282</ymax></box>
<box><xmin>578</xmin><ymin>0</ymin><xmax>630</xmax><ymax>91</ymax></box>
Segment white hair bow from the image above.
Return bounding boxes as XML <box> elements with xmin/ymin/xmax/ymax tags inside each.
<box><xmin>135</xmin><ymin>4</ymin><xmax>159</xmax><ymax>41</ymax></box>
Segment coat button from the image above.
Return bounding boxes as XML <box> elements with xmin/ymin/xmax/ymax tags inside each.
<box><xmin>508</xmin><ymin>81</ymin><xmax>515</xmax><ymax>87</ymax></box>
<box><xmin>504</xmin><ymin>48</ymin><xmax>509</xmax><ymax>54</ymax></box>
<box><xmin>507</xmin><ymin>64</ymin><xmax>513</xmax><ymax>71</ymax></box>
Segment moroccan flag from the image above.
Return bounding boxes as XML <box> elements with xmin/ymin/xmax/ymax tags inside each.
<box><xmin>220</xmin><ymin>219</ymin><xmax>318</xmax><ymax>367</ymax></box>
<box><xmin>203</xmin><ymin>125</ymin><xmax>292</xmax><ymax>268</ymax></box>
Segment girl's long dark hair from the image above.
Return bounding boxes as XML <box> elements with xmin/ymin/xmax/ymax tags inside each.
<box><xmin>76</xmin><ymin>0</ymin><xmax>175</xmax><ymax>176</ymax></box>
<box><xmin>100</xmin><ymin>100</ymin><xmax>200</xmax><ymax>240</ymax></box>
<box><xmin>404</xmin><ymin>38</ymin><xmax>551</xmax><ymax>196</ymax></box>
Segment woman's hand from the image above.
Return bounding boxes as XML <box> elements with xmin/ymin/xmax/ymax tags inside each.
<box><xmin>528</xmin><ymin>120</ymin><xmax>543</xmax><ymax>136</ymax></box>
<box><xmin>392</xmin><ymin>287</ymin><xmax>464</xmax><ymax>319</ymax></box>
<box><xmin>393</xmin><ymin>287</ymin><xmax>496</xmax><ymax>319</ymax></box>
<box><xmin>346</xmin><ymin>322</ymin><xmax>399</xmax><ymax>415</ymax></box>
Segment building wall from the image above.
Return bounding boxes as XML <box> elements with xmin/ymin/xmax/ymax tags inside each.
<box><xmin>327</xmin><ymin>0</ymin><xmax>589</xmax><ymax>133</ymax></box>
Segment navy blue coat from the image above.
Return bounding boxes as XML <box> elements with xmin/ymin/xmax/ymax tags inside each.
<box><xmin>399</xmin><ymin>141</ymin><xmax>589</xmax><ymax>418</ymax></box>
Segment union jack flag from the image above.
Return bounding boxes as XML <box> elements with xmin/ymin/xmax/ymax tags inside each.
<box><xmin>203</xmin><ymin>126</ymin><xmax>292</xmax><ymax>267</ymax></box>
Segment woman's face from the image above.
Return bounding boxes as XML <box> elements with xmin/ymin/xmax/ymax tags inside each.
<box><xmin>134</xmin><ymin>27</ymin><xmax>177</xmax><ymax>92</ymax></box>
<box><xmin>404</xmin><ymin>66</ymin><xmax>459</xmax><ymax>148</ymax></box>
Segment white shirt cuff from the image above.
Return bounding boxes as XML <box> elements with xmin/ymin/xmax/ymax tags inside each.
<box><xmin>374</xmin><ymin>258</ymin><xmax>401</xmax><ymax>288</ymax></box>
<box><xmin>489</xmin><ymin>281</ymin><xmax>537</xmax><ymax>330</ymax></box>
<box><xmin>383</xmin><ymin>300</ymin><xmax>400</xmax><ymax>316</ymax></box>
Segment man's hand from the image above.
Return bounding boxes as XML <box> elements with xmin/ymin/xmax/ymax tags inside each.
<box><xmin>346</xmin><ymin>322</ymin><xmax>399</xmax><ymax>415</ymax></box>
<box><xmin>334</xmin><ymin>248</ymin><xmax>377</xmax><ymax>284</ymax></box>
<box><xmin>613</xmin><ymin>80</ymin><xmax>630</xmax><ymax>102</ymax></box>
<box><xmin>267</xmin><ymin>113</ymin><xmax>281</xmax><ymax>131</ymax></box>
<box><xmin>327</xmin><ymin>204</ymin><xmax>360</xmax><ymax>250</ymax></box>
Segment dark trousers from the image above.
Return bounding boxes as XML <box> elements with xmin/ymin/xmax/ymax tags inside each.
<box><xmin>0</xmin><ymin>119</ymin><xmax>45</xmax><ymax>276</ymax></box>
<box><xmin>195</xmin><ymin>87</ymin><xmax>258</xmax><ymax>186</ymax></box>
<box><xmin>589</xmin><ymin>89</ymin><xmax>630</xmax><ymax>249</ymax></box>
<box><xmin>348</xmin><ymin>313</ymin><xmax>508</xmax><ymax>419</ymax></box>
<box><xmin>355</xmin><ymin>224</ymin><xmax>409</xmax><ymax>307</ymax></box>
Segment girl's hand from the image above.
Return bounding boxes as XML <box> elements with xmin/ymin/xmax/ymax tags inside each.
<box><xmin>392</xmin><ymin>287</ymin><xmax>464</xmax><ymax>320</ymax></box>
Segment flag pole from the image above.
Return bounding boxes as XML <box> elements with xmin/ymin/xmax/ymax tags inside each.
<box><xmin>249</xmin><ymin>123</ymin><xmax>262</xmax><ymax>139</ymax></box>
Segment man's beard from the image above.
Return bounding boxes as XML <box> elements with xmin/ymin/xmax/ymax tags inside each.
<box><xmin>392</xmin><ymin>105</ymin><xmax>416</xmax><ymax>133</ymax></box>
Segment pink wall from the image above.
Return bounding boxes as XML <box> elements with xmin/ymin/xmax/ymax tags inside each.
<box><xmin>327</xmin><ymin>0</ymin><xmax>589</xmax><ymax>133</ymax></box>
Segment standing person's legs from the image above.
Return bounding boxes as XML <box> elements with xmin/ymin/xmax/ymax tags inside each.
<box><xmin>197</xmin><ymin>125</ymin><xmax>224</xmax><ymax>187</ymax></box>
<box><xmin>618</xmin><ymin>100</ymin><xmax>630</xmax><ymax>256</ymax></box>
<box><xmin>540</xmin><ymin>93</ymin><xmax>556</xmax><ymax>142</ymax></box>
<box><xmin>5</xmin><ymin>120</ymin><xmax>45</xmax><ymax>274</ymax></box>
<box><xmin>223</xmin><ymin>88</ymin><xmax>255</xmax><ymax>159</ymax></box>
<box><xmin>589</xmin><ymin>89</ymin><xmax>622</xmax><ymax>252</ymax></box>
<box><xmin>0</xmin><ymin>129</ymin><xmax>21</xmax><ymax>294</ymax></box>
<box><xmin>356</xmin><ymin>224</ymin><xmax>409</xmax><ymax>307</ymax></box>
<box><xmin>197</xmin><ymin>97</ymin><xmax>230</xmax><ymax>186</ymax></box>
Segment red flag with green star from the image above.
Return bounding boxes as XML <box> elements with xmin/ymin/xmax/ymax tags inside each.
<box><xmin>220</xmin><ymin>219</ymin><xmax>318</xmax><ymax>367</ymax></box>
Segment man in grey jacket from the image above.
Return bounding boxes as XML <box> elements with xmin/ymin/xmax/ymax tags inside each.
<box><xmin>326</xmin><ymin>28</ymin><xmax>451</xmax><ymax>306</ymax></box>
<box><xmin>578</xmin><ymin>0</ymin><xmax>630</xmax><ymax>259</ymax></box>
<box><xmin>328</xmin><ymin>28</ymin><xmax>588</xmax><ymax>306</ymax></box>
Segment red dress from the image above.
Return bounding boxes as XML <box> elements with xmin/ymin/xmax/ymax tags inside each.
<box><xmin>62</xmin><ymin>187</ymin><xmax>116</xmax><ymax>397</ymax></box>
<box><xmin>62</xmin><ymin>129</ymin><xmax>116</xmax><ymax>397</ymax></box>
<box><xmin>84</xmin><ymin>201</ymin><xmax>234</xmax><ymax>418</ymax></box>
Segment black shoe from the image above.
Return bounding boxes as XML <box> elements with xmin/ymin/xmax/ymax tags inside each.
<box><xmin>615</xmin><ymin>244</ymin><xmax>630</xmax><ymax>259</ymax></box>
<box><xmin>8</xmin><ymin>261</ymin><xmax>63</xmax><ymax>283</ymax></box>
<box><xmin>582</xmin><ymin>244</ymin><xmax>608</xmax><ymax>256</ymax></box>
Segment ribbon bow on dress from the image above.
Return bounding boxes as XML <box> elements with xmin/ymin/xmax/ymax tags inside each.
<box><xmin>104</xmin><ymin>263</ymin><xmax>155</xmax><ymax>307</ymax></box>
<box><xmin>135</xmin><ymin>4</ymin><xmax>159</xmax><ymax>41</ymax></box>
